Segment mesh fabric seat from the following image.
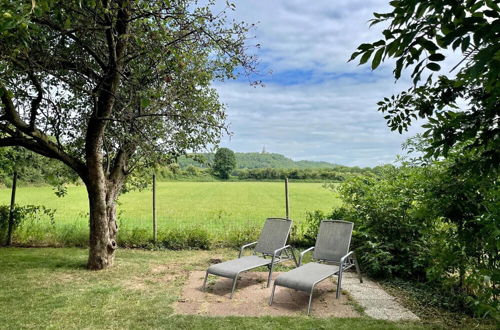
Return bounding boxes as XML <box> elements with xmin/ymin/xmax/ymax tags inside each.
<box><xmin>269</xmin><ymin>220</ymin><xmax>363</xmax><ymax>315</ymax></box>
<box><xmin>207</xmin><ymin>255</ymin><xmax>273</xmax><ymax>278</ymax></box>
<box><xmin>202</xmin><ymin>218</ymin><xmax>296</xmax><ymax>298</ymax></box>
<box><xmin>274</xmin><ymin>262</ymin><xmax>339</xmax><ymax>292</ymax></box>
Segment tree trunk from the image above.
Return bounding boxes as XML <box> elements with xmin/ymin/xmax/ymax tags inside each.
<box><xmin>86</xmin><ymin>177</ymin><xmax>120</xmax><ymax>270</ymax></box>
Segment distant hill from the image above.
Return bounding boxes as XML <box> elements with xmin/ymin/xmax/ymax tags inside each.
<box><xmin>177</xmin><ymin>152</ymin><xmax>341</xmax><ymax>169</ymax></box>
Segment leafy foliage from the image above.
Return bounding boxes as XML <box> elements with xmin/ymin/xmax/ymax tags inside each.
<box><xmin>0</xmin><ymin>0</ymin><xmax>257</xmax><ymax>266</ymax></box>
<box><xmin>0</xmin><ymin>147</ymin><xmax>77</xmax><ymax>192</ymax></box>
<box><xmin>212</xmin><ymin>148</ymin><xmax>236</xmax><ymax>179</ymax></box>
<box><xmin>233</xmin><ymin>167</ymin><xmax>347</xmax><ymax>181</ymax></box>
<box><xmin>0</xmin><ymin>0</ymin><xmax>256</xmax><ymax>172</ymax></box>
<box><xmin>351</xmin><ymin>0</ymin><xmax>500</xmax><ymax>172</ymax></box>
<box><xmin>332</xmin><ymin>166</ymin><xmax>435</xmax><ymax>279</ymax></box>
<box><xmin>178</xmin><ymin>152</ymin><xmax>342</xmax><ymax>169</ymax></box>
<box><xmin>313</xmin><ymin>143</ymin><xmax>499</xmax><ymax>319</ymax></box>
<box><xmin>0</xmin><ymin>204</ymin><xmax>55</xmax><ymax>244</ymax></box>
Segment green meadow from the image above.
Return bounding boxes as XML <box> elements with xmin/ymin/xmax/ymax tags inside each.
<box><xmin>0</xmin><ymin>182</ymin><xmax>339</xmax><ymax>246</ymax></box>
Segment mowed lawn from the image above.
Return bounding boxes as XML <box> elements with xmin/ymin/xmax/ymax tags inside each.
<box><xmin>0</xmin><ymin>247</ymin><xmax>426</xmax><ymax>330</ymax></box>
<box><xmin>0</xmin><ymin>181</ymin><xmax>339</xmax><ymax>233</ymax></box>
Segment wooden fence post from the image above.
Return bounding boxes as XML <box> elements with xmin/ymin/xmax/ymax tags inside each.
<box><xmin>285</xmin><ymin>177</ymin><xmax>289</xmax><ymax>219</ymax></box>
<box><xmin>152</xmin><ymin>173</ymin><xmax>157</xmax><ymax>243</ymax></box>
<box><xmin>6</xmin><ymin>170</ymin><xmax>17</xmax><ymax>246</ymax></box>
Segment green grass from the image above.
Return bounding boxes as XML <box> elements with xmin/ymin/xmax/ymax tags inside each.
<box><xmin>0</xmin><ymin>247</ymin><xmax>429</xmax><ymax>329</ymax></box>
<box><xmin>0</xmin><ymin>182</ymin><xmax>339</xmax><ymax>246</ymax></box>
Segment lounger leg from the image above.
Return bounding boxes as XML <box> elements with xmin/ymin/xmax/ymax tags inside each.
<box><xmin>354</xmin><ymin>254</ymin><xmax>363</xmax><ymax>283</ymax></box>
<box><xmin>202</xmin><ymin>271</ymin><xmax>209</xmax><ymax>291</ymax></box>
<box><xmin>336</xmin><ymin>267</ymin><xmax>343</xmax><ymax>299</ymax></box>
<box><xmin>230</xmin><ymin>275</ymin><xmax>239</xmax><ymax>299</ymax></box>
<box><xmin>266</xmin><ymin>263</ymin><xmax>274</xmax><ymax>288</ymax></box>
<box><xmin>307</xmin><ymin>287</ymin><xmax>314</xmax><ymax>315</ymax></box>
<box><xmin>269</xmin><ymin>283</ymin><xmax>277</xmax><ymax>306</ymax></box>
<box><xmin>288</xmin><ymin>248</ymin><xmax>299</xmax><ymax>267</ymax></box>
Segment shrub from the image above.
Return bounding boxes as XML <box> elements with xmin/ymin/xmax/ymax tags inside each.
<box><xmin>0</xmin><ymin>204</ymin><xmax>55</xmax><ymax>245</ymax></box>
<box><xmin>158</xmin><ymin>228</ymin><xmax>211</xmax><ymax>250</ymax></box>
<box><xmin>310</xmin><ymin>155</ymin><xmax>499</xmax><ymax>320</ymax></box>
<box><xmin>332</xmin><ymin>166</ymin><xmax>435</xmax><ymax>279</ymax></box>
<box><xmin>222</xmin><ymin>226</ymin><xmax>260</xmax><ymax>249</ymax></box>
<box><xmin>294</xmin><ymin>210</ymin><xmax>326</xmax><ymax>247</ymax></box>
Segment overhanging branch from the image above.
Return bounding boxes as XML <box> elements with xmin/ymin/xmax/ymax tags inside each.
<box><xmin>0</xmin><ymin>84</ymin><xmax>87</xmax><ymax>179</ymax></box>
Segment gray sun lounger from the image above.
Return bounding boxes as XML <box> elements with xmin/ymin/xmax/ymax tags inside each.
<box><xmin>202</xmin><ymin>218</ymin><xmax>297</xmax><ymax>298</ymax></box>
<box><xmin>269</xmin><ymin>220</ymin><xmax>363</xmax><ymax>315</ymax></box>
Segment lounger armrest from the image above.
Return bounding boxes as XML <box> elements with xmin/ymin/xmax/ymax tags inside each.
<box><xmin>269</xmin><ymin>245</ymin><xmax>291</xmax><ymax>266</ymax></box>
<box><xmin>272</xmin><ymin>245</ymin><xmax>291</xmax><ymax>257</ymax></box>
<box><xmin>340</xmin><ymin>251</ymin><xmax>355</xmax><ymax>265</ymax></box>
<box><xmin>299</xmin><ymin>247</ymin><xmax>315</xmax><ymax>266</ymax></box>
<box><xmin>239</xmin><ymin>241</ymin><xmax>258</xmax><ymax>258</ymax></box>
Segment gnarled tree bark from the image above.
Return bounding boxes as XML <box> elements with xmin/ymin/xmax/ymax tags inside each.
<box><xmin>86</xmin><ymin>179</ymin><xmax>120</xmax><ymax>269</ymax></box>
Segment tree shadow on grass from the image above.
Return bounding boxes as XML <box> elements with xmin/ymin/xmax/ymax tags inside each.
<box><xmin>0</xmin><ymin>247</ymin><xmax>88</xmax><ymax>271</ymax></box>
<box><xmin>204</xmin><ymin>273</ymin><xmax>268</xmax><ymax>297</ymax></box>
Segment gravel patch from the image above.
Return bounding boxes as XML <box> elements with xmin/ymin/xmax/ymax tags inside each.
<box><xmin>173</xmin><ymin>269</ymin><xmax>419</xmax><ymax>321</ymax></box>
<box><xmin>174</xmin><ymin>271</ymin><xmax>359</xmax><ymax>317</ymax></box>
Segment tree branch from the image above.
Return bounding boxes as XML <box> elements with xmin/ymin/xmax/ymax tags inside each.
<box><xmin>26</xmin><ymin>68</ymin><xmax>43</xmax><ymax>131</ymax></box>
<box><xmin>32</xmin><ymin>18</ymin><xmax>107</xmax><ymax>70</ymax></box>
<box><xmin>0</xmin><ymin>84</ymin><xmax>87</xmax><ymax>179</ymax></box>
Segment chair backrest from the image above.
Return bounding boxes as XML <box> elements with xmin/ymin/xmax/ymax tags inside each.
<box><xmin>254</xmin><ymin>218</ymin><xmax>292</xmax><ymax>255</ymax></box>
<box><xmin>313</xmin><ymin>220</ymin><xmax>353</xmax><ymax>263</ymax></box>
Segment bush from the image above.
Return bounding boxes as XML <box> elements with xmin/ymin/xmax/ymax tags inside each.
<box><xmin>293</xmin><ymin>210</ymin><xmax>326</xmax><ymax>247</ymax></box>
<box><xmin>310</xmin><ymin>157</ymin><xmax>499</xmax><ymax>320</ymax></box>
<box><xmin>335</xmin><ymin>166</ymin><xmax>435</xmax><ymax>279</ymax></box>
<box><xmin>222</xmin><ymin>226</ymin><xmax>260</xmax><ymax>249</ymax></box>
<box><xmin>0</xmin><ymin>204</ymin><xmax>55</xmax><ymax>245</ymax></box>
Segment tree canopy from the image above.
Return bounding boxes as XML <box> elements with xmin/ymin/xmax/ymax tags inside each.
<box><xmin>212</xmin><ymin>147</ymin><xmax>236</xmax><ymax>179</ymax></box>
<box><xmin>0</xmin><ymin>0</ymin><xmax>256</xmax><ymax>269</ymax></box>
<box><xmin>350</xmin><ymin>0</ymin><xmax>499</xmax><ymax>172</ymax></box>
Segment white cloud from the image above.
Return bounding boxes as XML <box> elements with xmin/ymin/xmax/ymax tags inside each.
<box><xmin>231</xmin><ymin>0</ymin><xmax>394</xmax><ymax>73</ymax></box>
<box><xmin>216</xmin><ymin>76</ymin><xmax>423</xmax><ymax>167</ymax></box>
<box><xmin>210</xmin><ymin>0</ymin><xmax>456</xmax><ymax>166</ymax></box>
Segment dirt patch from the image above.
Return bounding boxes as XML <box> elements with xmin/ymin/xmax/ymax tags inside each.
<box><xmin>122</xmin><ymin>276</ymin><xmax>149</xmax><ymax>291</ymax></box>
<box><xmin>55</xmin><ymin>273</ymin><xmax>77</xmax><ymax>283</ymax></box>
<box><xmin>150</xmin><ymin>263</ymin><xmax>189</xmax><ymax>284</ymax></box>
<box><xmin>120</xmin><ymin>263</ymin><xmax>188</xmax><ymax>291</ymax></box>
<box><xmin>151</xmin><ymin>263</ymin><xmax>183</xmax><ymax>274</ymax></box>
<box><xmin>174</xmin><ymin>271</ymin><xmax>360</xmax><ymax>317</ymax></box>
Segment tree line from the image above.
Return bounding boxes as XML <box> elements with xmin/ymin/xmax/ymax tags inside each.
<box><xmin>177</xmin><ymin>152</ymin><xmax>345</xmax><ymax>170</ymax></box>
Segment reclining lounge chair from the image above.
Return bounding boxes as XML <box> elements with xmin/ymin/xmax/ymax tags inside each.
<box><xmin>202</xmin><ymin>217</ymin><xmax>297</xmax><ymax>298</ymax></box>
<box><xmin>269</xmin><ymin>220</ymin><xmax>362</xmax><ymax>315</ymax></box>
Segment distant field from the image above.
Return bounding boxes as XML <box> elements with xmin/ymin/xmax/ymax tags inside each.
<box><xmin>0</xmin><ymin>182</ymin><xmax>339</xmax><ymax>236</ymax></box>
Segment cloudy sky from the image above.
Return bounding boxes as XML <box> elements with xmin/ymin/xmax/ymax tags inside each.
<box><xmin>215</xmin><ymin>0</ymin><xmax>424</xmax><ymax>167</ymax></box>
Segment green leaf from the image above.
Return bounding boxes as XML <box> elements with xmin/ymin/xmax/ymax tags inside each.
<box><xmin>358</xmin><ymin>43</ymin><xmax>374</xmax><ymax>51</ymax></box>
<box><xmin>359</xmin><ymin>49</ymin><xmax>373</xmax><ymax>65</ymax></box>
<box><xmin>415</xmin><ymin>3</ymin><xmax>427</xmax><ymax>18</ymax></box>
<box><xmin>372</xmin><ymin>48</ymin><xmax>384</xmax><ymax>70</ymax></box>
<box><xmin>426</xmin><ymin>63</ymin><xmax>441</xmax><ymax>71</ymax></box>
<box><xmin>461</xmin><ymin>36</ymin><xmax>470</xmax><ymax>53</ymax></box>
<box><xmin>428</xmin><ymin>53</ymin><xmax>445</xmax><ymax>61</ymax></box>
<box><xmin>418</xmin><ymin>38</ymin><xmax>439</xmax><ymax>52</ymax></box>
<box><xmin>141</xmin><ymin>98</ymin><xmax>151</xmax><ymax>109</ymax></box>
<box><xmin>386</xmin><ymin>41</ymin><xmax>399</xmax><ymax>57</ymax></box>
<box><xmin>485</xmin><ymin>0</ymin><xmax>500</xmax><ymax>11</ymax></box>
<box><xmin>348</xmin><ymin>51</ymin><xmax>361</xmax><ymax>62</ymax></box>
